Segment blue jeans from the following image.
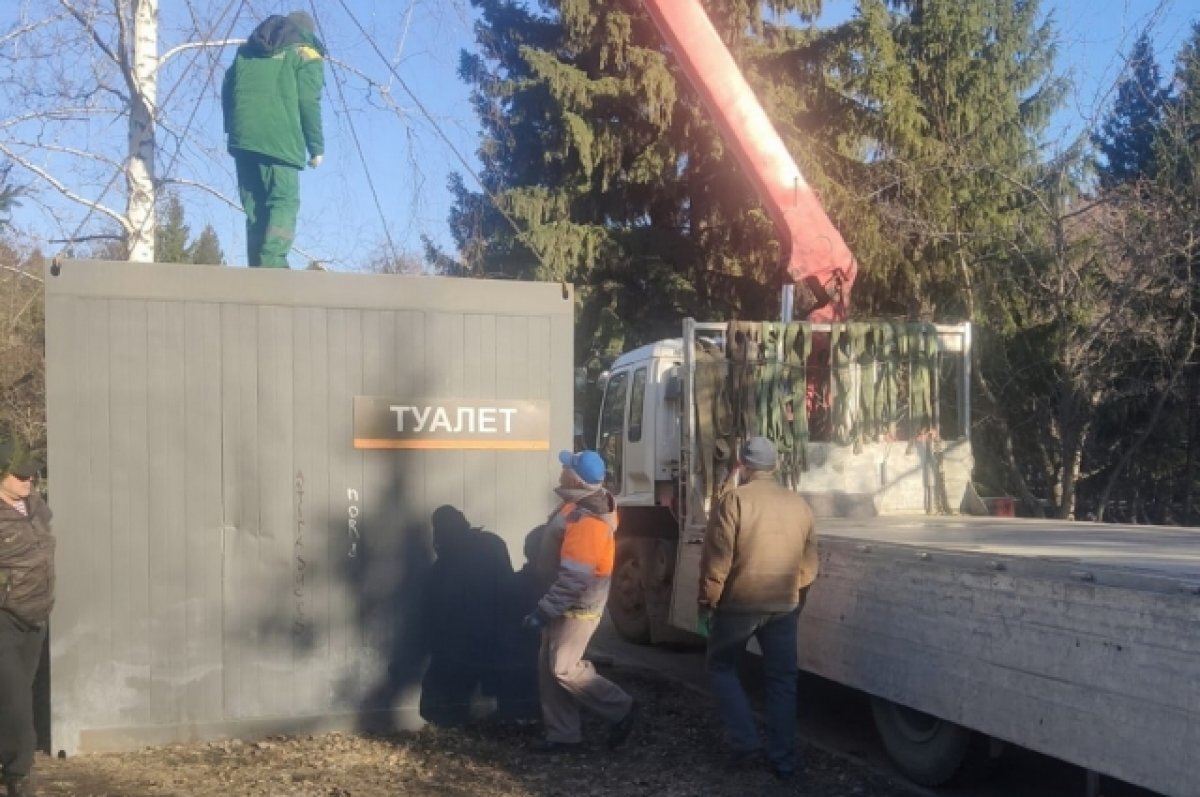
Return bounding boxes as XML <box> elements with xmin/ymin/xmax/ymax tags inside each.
<box><xmin>705</xmin><ymin>606</ymin><xmax>800</xmax><ymax>772</ymax></box>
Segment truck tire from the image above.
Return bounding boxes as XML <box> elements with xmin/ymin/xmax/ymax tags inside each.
<box><xmin>608</xmin><ymin>538</ymin><xmax>653</xmax><ymax>644</ymax></box>
<box><xmin>870</xmin><ymin>697</ymin><xmax>997</xmax><ymax>786</ymax></box>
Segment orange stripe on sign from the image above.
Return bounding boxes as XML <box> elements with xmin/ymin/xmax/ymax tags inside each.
<box><xmin>354</xmin><ymin>439</ymin><xmax>550</xmax><ymax>451</ymax></box>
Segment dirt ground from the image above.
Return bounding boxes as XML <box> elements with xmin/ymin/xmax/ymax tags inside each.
<box><xmin>35</xmin><ymin>666</ymin><xmax>919</xmax><ymax>797</ymax></box>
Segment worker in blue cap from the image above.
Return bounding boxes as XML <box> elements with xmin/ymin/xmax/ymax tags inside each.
<box><xmin>522</xmin><ymin>449</ymin><xmax>638</xmax><ymax>752</ymax></box>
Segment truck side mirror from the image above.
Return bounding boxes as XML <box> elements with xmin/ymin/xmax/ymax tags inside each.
<box><xmin>596</xmin><ymin>370</ymin><xmax>611</xmax><ymax>392</ymax></box>
<box><xmin>664</xmin><ymin>370</ymin><xmax>682</xmax><ymax>401</ymax></box>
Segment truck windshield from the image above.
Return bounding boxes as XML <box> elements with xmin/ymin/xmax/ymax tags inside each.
<box><xmin>597</xmin><ymin>370</ymin><xmax>628</xmax><ymax>490</ymax></box>
<box><xmin>628</xmin><ymin>367</ymin><xmax>647</xmax><ymax>443</ymax></box>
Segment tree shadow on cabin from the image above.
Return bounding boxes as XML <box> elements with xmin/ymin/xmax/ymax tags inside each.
<box><xmin>350</xmin><ymin>495</ymin><xmax>435</xmax><ymax>733</ymax></box>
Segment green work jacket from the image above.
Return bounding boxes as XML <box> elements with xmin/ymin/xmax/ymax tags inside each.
<box><xmin>222</xmin><ymin>15</ymin><xmax>325</xmax><ymax>169</ymax></box>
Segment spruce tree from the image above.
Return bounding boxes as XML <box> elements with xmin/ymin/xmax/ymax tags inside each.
<box><xmin>190</xmin><ymin>225</ymin><xmax>226</xmax><ymax>265</ymax></box>
<box><xmin>155</xmin><ymin>193</ymin><xmax>191</xmax><ymax>264</ymax></box>
<box><xmin>1093</xmin><ymin>32</ymin><xmax>1168</xmax><ymax>188</ymax></box>
<box><xmin>1153</xmin><ymin>23</ymin><xmax>1200</xmax><ymax>203</ymax></box>
<box><xmin>0</xmin><ymin>163</ymin><xmax>20</xmax><ymax>230</ymax></box>
<box><xmin>839</xmin><ymin>0</ymin><xmax>1063</xmax><ymax>320</ymax></box>
<box><xmin>450</xmin><ymin>0</ymin><xmax>829</xmax><ymax>362</ymax></box>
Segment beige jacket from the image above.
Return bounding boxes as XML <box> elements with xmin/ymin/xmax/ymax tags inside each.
<box><xmin>699</xmin><ymin>471</ymin><xmax>817</xmax><ymax>611</ymax></box>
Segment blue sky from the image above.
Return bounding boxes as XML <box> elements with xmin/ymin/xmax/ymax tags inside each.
<box><xmin>1</xmin><ymin>0</ymin><xmax>1196</xmax><ymax>269</ymax></box>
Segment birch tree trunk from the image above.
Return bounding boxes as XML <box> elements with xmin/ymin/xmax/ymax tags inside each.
<box><xmin>126</xmin><ymin>0</ymin><xmax>158</xmax><ymax>263</ymax></box>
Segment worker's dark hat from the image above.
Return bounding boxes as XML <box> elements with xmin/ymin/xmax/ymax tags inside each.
<box><xmin>0</xmin><ymin>438</ymin><xmax>40</xmax><ymax>479</ymax></box>
<box><xmin>288</xmin><ymin>11</ymin><xmax>315</xmax><ymax>34</ymax></box>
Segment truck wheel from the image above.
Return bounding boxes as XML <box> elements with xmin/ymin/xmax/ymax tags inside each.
<box><xmin>870</xmin><ymin>697</ymin><xmax>997</xmax><ymax>786</ymax></box>
<box><xmin>608</xmin><ymin>539</ymin><xmax>652</xmax><ymax>644</ymax></box>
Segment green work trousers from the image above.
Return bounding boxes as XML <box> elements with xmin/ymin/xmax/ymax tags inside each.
<box><xmin>234</xmin><ymin>152</ymin><xmax>300</xmax><ymax>268</ymax></box>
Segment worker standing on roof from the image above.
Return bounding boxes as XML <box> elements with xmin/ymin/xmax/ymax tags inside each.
<box><xmin>698</xmin><ymin>437</ymin><xmax>818</xmax><ymax>781</ymax></box>
<box><xmin>221</xmin><ymin>11</ymin><xmax>325</xmax><ymax>268</ymax></box>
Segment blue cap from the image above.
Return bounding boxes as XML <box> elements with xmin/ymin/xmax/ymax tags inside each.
<box><xmin>558</xmin><ymin>449</ymin><xmax>607</xmax><ymax>486</ymax></box>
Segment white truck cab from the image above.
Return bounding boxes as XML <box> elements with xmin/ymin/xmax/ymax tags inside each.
<box><xmin>595</xmin><ymin>339</ymin><xmax>684</xmax><ymax>512</ymax></box>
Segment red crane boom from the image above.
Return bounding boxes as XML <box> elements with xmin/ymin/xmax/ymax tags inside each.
<box><xmin>642</xmin><ymin>0</ymin><xmax>857</xmax><ymax>322</ymax></box>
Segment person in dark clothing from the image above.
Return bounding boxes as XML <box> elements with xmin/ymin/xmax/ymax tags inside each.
<box><xmin>420</xmin><ymin>506</ymin><xmax>512</xmax><ymax>725</ymax></box>
<box><xmin>0</xmin><ymin>440</ymin><xmax>54</xmax><ymax>797</ymax></box>
<box><xmin>699</xmin><ymin>437</ymin><xmax>818</xmax><ymax>781</ymax></box>
<box><xmin>222</xmin><ymin>11</ymin><xmax>325</xmax><ymax>267</ymax></box>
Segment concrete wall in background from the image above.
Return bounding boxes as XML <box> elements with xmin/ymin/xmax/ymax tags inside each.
<box><xmin>45</xmin><ymin>261</ymin><xmax>574</xmax><ymax>754</ymax></box>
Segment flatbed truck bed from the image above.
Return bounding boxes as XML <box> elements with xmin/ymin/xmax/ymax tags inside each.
<box><xmin>819</xmin><ymin>515</ymin><xmax>1200</xmax><ymax>585</ymax></box>
<box><xmin>792</xmin><ymin>515</ymin><xmax>1199</xmax><ymax>796</ymax></box>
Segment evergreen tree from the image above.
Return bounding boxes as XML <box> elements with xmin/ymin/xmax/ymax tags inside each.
<box><xmin>190</xmin><ymin>225</ymin><xmax>226</xmax><ymax>265</ymax></box>
<box><xmin>0</xmin><ymin>163</ymin><xmax>20</xmax><ymax>230</ymax></box>
<box><xmin>1092</xmin><ymin>32</ymin><xmax>1168</xmax><ymax>188</ymax></box>
<box><xmin>839</xmin><ymin>0</ymin><xmax>1063</xmax><ymax>320</ymax></box>
<box><xmin>1135</xmin><ymin>22</ymin><xmax>1200</xmax><ymax>522</ymax></box>
<box><xmin>450</xmin><ymin>0</ymin><xmax>828</xmax><ymax>364</ymax></box>
<box><xmin>1153</xmin><ymin>23</ymin><xmax>1200</xmax><ymax>202</ymax></box>
<box><xmin>154</xmin><ymin>193</ymin><xmax>225</xmax><ymax>265</ymax></box>
<box><xmin>155</xmin><ymin>193</ymin><xmax>191</xmax><ymax>264</ymax></box>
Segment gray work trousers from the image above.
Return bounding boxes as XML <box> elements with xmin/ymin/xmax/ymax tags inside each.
<box><xmin>0</xmin><ymin>612</ymin><xmax>45</xmax><ymax>781</ymax></box>
<box><xmin>538</xmin><ymin>616</ymin><xmax>632</xmax><ymax>743</ymax></box>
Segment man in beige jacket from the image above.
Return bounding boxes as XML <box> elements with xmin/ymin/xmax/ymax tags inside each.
<box><xmin>698</xmin><ymin>436</ymin><xmax>818</xmax><ymax>781</ymax></box>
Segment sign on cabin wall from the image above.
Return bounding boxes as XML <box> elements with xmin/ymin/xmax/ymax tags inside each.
<box><xmin>353</xmin><ymin>396</ymin><xmax>551</xmax><ymax>450</ymax></box>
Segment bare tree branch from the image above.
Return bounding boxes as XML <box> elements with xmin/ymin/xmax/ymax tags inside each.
<box><xmin>0</xmin><ymin>265</ymin><xmax>43</xmax><ymax>285</ymax></box>
<box><xmin>157</xmin><ymin>37</ymin><xmax>243</xmax><ymax>69</ymax></box>
<box><xmin>8</xmin><ymin>141</ymin><xmax>122</xmax><ymax>169</ymax></box>
<box><xmin>157</xmin><ymin>176</ymin><xmax>240</xmax><ymax>211</ymax></box>
<box><xmin>57</xmin><ymin>0</ymin><xmax>123</xmax><ymax>69</ymax></box>
<box><xmin>0</xmin><ymin>141</ymin><xmax>128</xmax><ymax>231</ymax></box>
<box><xmin>0</xmin><ymin>12</ymin><xmax>70</xmax><ymax>49</ymax></box>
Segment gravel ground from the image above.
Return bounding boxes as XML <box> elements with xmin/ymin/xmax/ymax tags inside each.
<box><xmin>36</xmin><ymin>665</ymin><xmax>920</xmax><ymax>797</ymax></box>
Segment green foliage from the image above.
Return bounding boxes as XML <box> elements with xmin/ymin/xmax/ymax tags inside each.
<box><xmin>190</xmin><ymin>225</ymin><xmax>226</xmax><ymax>265</ymax></box>
<box><xmin>836</xmin><ymin>0</ymin><xmax>1063</xmax><ymax>320</ymax></box>
<box><xmin>1154</xmin><ymin>23</ymin><xmax>1200</xmax><ymax>211</ymax></box>
<box><xmin>156</xmin><ymin>193</ymin><xmax>192</xmax><ymax>264</ymax></box>
<box><xmin>451</xmin><ymin>0</ymin><xmax>845</xmax><ymax>365</ymax></box>
<box><xmin>0</xmin><ymin>163</ymin><xmax>22</xmax><ymax>230</ymax></box>
<box><xmin>1093</xmin><ymin>33</ymin><xmax>1168</xmax><ymax>188</ymax></box>
<box><xmin>154</xmin><ymin>192</ymin><xmax>226</xmax><ymax>265</ymax></box>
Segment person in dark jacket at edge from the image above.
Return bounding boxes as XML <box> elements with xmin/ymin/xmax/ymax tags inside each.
<box><xmin>698</xmin><ymin>436</ymin><xmax>818</xmax><ymax>781</ymax></box>
<box><xmin>522</xmin><ymin>450</ymin><xmax>638</xmax><ymax>752</ymax></box>
<box><xmin>222</xmin><ymin>11</ymin><xmax>325</xmax><ymax>268</ymax></box>
<box><xmin>0</xmin><ymin>440</ymin><xmax>54</xmax><ymax>797</ymax></box>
